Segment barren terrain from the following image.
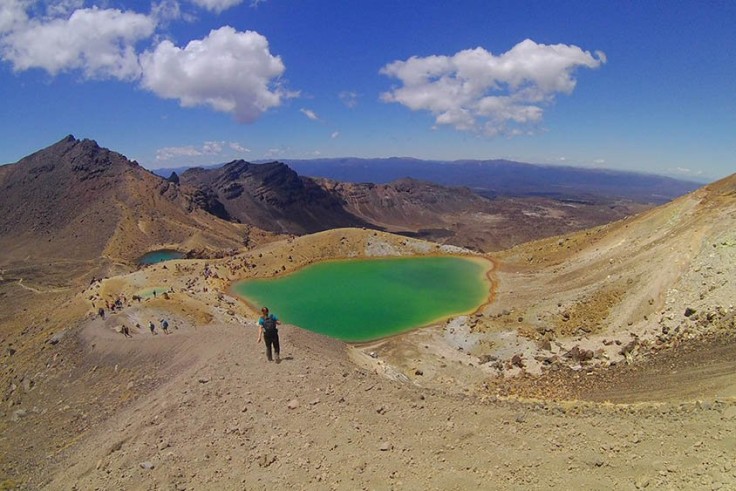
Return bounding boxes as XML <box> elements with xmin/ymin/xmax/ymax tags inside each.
<box><xmin>2</xmin><ymin>174</ymin><xmax>736</xmax><ymax>489</ymax></box>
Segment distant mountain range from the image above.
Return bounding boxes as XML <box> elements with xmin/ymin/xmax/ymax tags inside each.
<box><xmin>154</xmin><ymin>157</ymin><xmax>702</xmax><ymax>204</ymax></box>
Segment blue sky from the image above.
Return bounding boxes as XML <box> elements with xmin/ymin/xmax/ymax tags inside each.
<box><xmin>1</xmin><ymin>1</ymin><xmax>734</xmax><ymax>181</ymax></box>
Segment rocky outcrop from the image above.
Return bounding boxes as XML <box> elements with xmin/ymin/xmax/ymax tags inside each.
<box><xmin>180</xmin><ymin>160</ymin><xmax>371</xmax><ymax>234</ymax></box>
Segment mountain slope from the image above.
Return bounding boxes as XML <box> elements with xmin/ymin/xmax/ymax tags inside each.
<box><xmin>179</xmin><ymin>160</ymin><xmax>370</xmax><ymax>234</ymax></box>
<box><xmin>0</xmin><ymin>136</ymin><xmax>257</xmax><ymax>269</ymax></box>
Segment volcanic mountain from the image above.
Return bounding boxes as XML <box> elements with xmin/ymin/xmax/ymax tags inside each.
<box><xmin>179</xmin><ymin>160</ymin><xmax>369</xmax><ymax>234</ymax></box>
<box><xmin>0</xmin><ymin>136</ymin><xmax>255</xmax><ymax>273</ymax></box>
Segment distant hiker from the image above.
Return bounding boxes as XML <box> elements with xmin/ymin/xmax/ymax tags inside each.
<box><xmin>153</xmin><ymin>290</ymin><xmax>157</xmax><ymax>298</ymax></box>
<box><xmin>121</xmin><ymin>325</ymin><xmax>131</xmax><ymax>338</ymax></box>
<box><xmin>98</xmin><ymin>307</ymin><xmax>105</xmax><ymax>319</ymax></box>
<box><xmin>257</xmin><ymin>307</ymin><xmax>281</xmax><ymax>362</ymax></box>
<box><xmin>149</xmin><ymin>321</ymin><xmax>156</xmax><ymax>335</ymax></box>
<box><xmin>161</xmin><ymin>319</ymin><xmax>169</xmax><ymax>334</ymax></box>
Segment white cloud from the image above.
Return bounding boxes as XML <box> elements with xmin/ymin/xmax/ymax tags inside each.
<box><xmin>151</xmin><ymin>0</ymin><xmax>185</xmax><ymax>23</ymax></box>
<box><xmin>338</xmin><ymin>90</ymin><xmax>358</xmax><ymax>108</ymax></box>
<box><xmin>0</xmin><ymin>6</ymin><xmax>156</xmax><ymax>79</ymax></box>
<box><xmin>0</xmin><ymin>0</ymin><xmax>30</xmax><ymax>34</ymax></box>
<box><xmin>331</xmin><ymin>131</ymin><xmax>340</xmax><ymax>139</ymax></box>
<box><xmin>140</xmin><ymin>26</ymin><xmax>295</xmax><ymax>123</ymax></box>
<box><xmin>45</xmin><ymin>0</ymin><xmax>84</xmax><ymax>18</ymax></box>
<box><xmin>156</xmin><ymin>145</ymin><xmax>204</xmax><ymax>161</ymax></box>
<box><xmin>229</xmin><ymin>142</ymin><xmax>250</xmax><ymax>153</ymax></box>
<box><xmin>300</xmin><ymin>108</ymin><xmax>319</xmax><ymax>121</ymax></box>
<box><xmin>156</xmin><ymin>140</ymin><xmax>250</xmax><ymax>161</ymax></box>
<box><xmin>189</xmin><ymin>0</ymin><xmax>244</xmax><ymax>13</ymax></box>
<box><xmin>380</xmin><ymin>39</ymin><xmax>605</xmax><ymax>136</ymax></box>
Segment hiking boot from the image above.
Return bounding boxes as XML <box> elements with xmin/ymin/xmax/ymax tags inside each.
<box><xmin>275</xmin><ymin>353</ymin><xmax>281</xmax><ymax>363</ymax></box>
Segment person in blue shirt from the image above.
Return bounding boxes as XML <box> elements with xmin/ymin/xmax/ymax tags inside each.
<box><xmin>257</xmin><ymin>307</ymin><xmax>281</xmax><ymax>362</ymax></box>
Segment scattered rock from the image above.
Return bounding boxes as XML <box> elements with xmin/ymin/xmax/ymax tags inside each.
<box><xmin>48</xmin><ymin>332</ymin><xmax>64</xmax><ymax>345</ymax></box>
<box><xmin>379</xmin><ymin>442</ymin><xmax>393</xmax><ymax>451</ymax></box>
<box><xmin>139</xmin><ymin>461</ymin><xmax>155</xmax><ymax>470</ymax></box>
<box><xmin>258</xmin><ymin>454</ymin><xmax>276</xmax><ymax>467</ymax></box>
<box><xmin>198</xmin><ymin>377</ymin><xmax>210</xmax><ymax>384</ymax></box>
<box><xmin>684</xmin><ymin>307</ymin><xmax>696</xmax><ymax>317</ymax></box>
<box><xmin>287</xmin><ymin>399</ymin><xmax>299</xmax><ymax>410</ymax></box>
<box><xmin>721</xmin><ymin>406</ymin><xmax>736</xmax><ymax>421</ymax></box>
<box><xmin>477</xmin><ymin>354</ymin><xmax>496</xmax><ymax>364</ymax></box>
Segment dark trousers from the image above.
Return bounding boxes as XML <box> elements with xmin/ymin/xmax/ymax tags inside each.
<box><xmin>264</xmin><ymin>331</ymin><xmax>280</xmax><ymax>361</ymax></box>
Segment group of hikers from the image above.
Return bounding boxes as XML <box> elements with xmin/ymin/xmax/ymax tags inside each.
<box><xmin>114</xmin><ymin>302</ymin><xmax>281</xmax><ymax>364</ymax></box>
<box><xmin>119</xmin><ymin>319</ymin><xmax>170</xmax><ymax>337</ymax></box>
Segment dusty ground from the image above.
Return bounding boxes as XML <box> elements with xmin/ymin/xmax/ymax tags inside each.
<box><xmin>2</xmin><ymin>173</ymin><xmax>736</xmax><ymax>489</ymax></box>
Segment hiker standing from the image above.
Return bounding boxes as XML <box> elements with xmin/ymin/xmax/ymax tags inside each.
<box><xmin>257</xmin><ymin>307</ymin><xmax>281</xmax><ymax>362</ymax></box>
<box><xmin>149</xmin><ymin>321</ymin><xmax>156</xmax><ymax>335</ymax></box>
<box><xmin>161</xmin><ymin>319</ymin><xmax>169</xmax><ymax>334</ymax></box>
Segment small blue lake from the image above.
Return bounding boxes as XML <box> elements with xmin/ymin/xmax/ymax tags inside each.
<box><xmin>138</xmin><ymin>249</ymin><xmax>186</xmax><ymax>265</ymax></box>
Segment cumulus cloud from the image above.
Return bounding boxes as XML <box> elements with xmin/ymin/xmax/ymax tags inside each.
<box><xmin>0</xmin><ymin>4</ymin><xmax>292</xmax><ymax>124</ymax></box>
<box><xmin>156</xmin><ymin>146</ymin><xmax>202</xmax><ymax>161</ymax></box>
<box><xmin>151</xmin><ymin>0</ymin><xmax>187</xmax><ymax>24</ymax></box>
<box><xmin>300</xmin><ymin>108</ymin><xmax>319</xmax><ymax>121</ymax></box>
<box><xmin>380</xmin><ymin>39</ymin><xmax>605</xmax><ymax>136</ymax></box>
<box><xmin>0</xmin><ymin>6</ymin><xmax>156</xmax><ymax>79</ymax></box>
<box><xmin>189</xmin><ymin>0</ymin><xmax>244</xmax><ymax>13</ymax></box>
<box><xmin>45</xmin><ymin>0</ymin><xmax>85</xmax><ymax>18</ymax></box>
<box><xmin>156</xmin><ymin>140</ymin><xmax>251</xmax><ymax>161</ymax></box>
<box><xmin>0</xmin><ymin>0</ymin><xmax>30</xmax><ymax>34</ymax></box>
<box><xmin>331</xmin><ymin>131</ymin><xmax>340</xmax><ymax>139</ymax></box>
<box><xmin>229</xmin><ymin>142</ymin><xmax>250</xmax><ymax>153</ymax></box>
<box><xmin>140</xmin><ymin>26</ymin><xmax>295</xmax><ymax>123</ymax></box>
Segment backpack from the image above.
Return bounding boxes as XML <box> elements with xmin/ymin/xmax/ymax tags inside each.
<box><xmin>261</xmin><ymin>314</ymin><xmax>278</xmax><ymax>334</ymax></box>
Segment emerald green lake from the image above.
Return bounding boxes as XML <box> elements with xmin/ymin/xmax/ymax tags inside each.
<box><xmin>232</xmin><ymin>256</ymin><xmax>491</xmax><ymax>342</ymax></box>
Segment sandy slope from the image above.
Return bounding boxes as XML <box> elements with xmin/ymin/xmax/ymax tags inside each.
<box><xmin>22</xmin><ymin>315</ymin><xmax>736</xmax><ymax>490</ymax></box>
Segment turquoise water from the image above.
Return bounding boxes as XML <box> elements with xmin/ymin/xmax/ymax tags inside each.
<box><xmin>232</xmin><ymin>256</ymin><xmax>490</xmax><ymax>342</ymax></box>
<box><xmin>138</xmin><ymin>250</ymin><xmax>186</xmax><ymax>265</ymax></box>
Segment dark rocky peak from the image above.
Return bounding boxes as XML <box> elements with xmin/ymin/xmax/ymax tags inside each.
<box><xmin>167</xmin><ymin>171</ymin><xmax>180</xmax><ymax>184</ymax></box>
<box><xmin>217</xmin><ymin>160</ymin><xmax>293</xmax><ymax>183</ymax></box>
<box><xmin>15</xmin><ymin>135</ymin><xmax>139</xmax><ymax>182</ymax></box>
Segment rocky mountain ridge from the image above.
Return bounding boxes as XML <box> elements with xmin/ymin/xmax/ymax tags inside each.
<box><xmin>180</xmin><ymin>160</ymin><xmax>368</xmax><ymax>234</ymax></box>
